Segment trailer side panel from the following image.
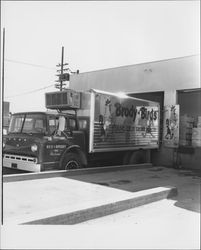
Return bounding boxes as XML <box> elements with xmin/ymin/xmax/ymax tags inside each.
<box><xmin>89</xmin><ymin>90</ymin><xmax>160</xmax><ymax>152</ymax></box>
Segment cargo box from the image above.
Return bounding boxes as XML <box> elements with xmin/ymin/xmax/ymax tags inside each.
<box><xmin>179</xmin><ymin>139</ymin><xmax>192</xmax><ymax>146</ymax></box>
<box><xmin>180</xmin><ymin>122</ymin><xmax>194</xmax><ymax>128</ymax></box>
<box><xmin>192</xmin><ymin>128</ymin><xmax>201</xmax><ymax>140</ymax></box>
<box><xmin>198</xmin><ymin>116</ymin><xmax>201</xmax><ymax>124</ymax></box>
<box><xmin>192</xmin><ymin>139</ymin><xmax>201</xmax><ymax>147</ymax></box>
<box><xmin>80</xmin><ymin>89</ymin><xmax>160</xmax><ymax>153</ymax></box>
<box><xmin>180</xmin><ymin>115</ymin><xmax>194</xmax><ymax>123</ymax></box>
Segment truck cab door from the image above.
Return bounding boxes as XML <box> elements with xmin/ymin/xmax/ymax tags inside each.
<box><xmin>65</xmin><ymin>117</ymin><xmax>86</xmax><ymax>152</ymax></box>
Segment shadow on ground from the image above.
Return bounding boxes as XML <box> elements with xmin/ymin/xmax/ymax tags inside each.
<box><xmin>66</xmin><ymin>166</ymin><xmax>200</xmax><ymax>213</ymax></box>
<box><xmin>3</xmin><ymin>167</ymin><xmax>28</xmax><ymax>175</ymax></box>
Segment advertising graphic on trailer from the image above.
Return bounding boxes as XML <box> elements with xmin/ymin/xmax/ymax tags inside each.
<box><xmin>92</xmin><ymin>92</ymin><xmax>160</xmax><ymax>151</ymax></box>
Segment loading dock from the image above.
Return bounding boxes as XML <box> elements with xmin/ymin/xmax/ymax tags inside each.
<box><xmin>70</xmin><ymin>55</ymin><xmax>200</xmax><ymax>169</ymax></box>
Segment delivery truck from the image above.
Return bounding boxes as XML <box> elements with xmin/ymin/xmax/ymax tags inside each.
<box><xmin>3</xmin><ymin>89</ymin><xmax>160</xmax><ymax>172</ymax></box>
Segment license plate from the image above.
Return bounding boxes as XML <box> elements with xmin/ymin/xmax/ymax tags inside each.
<box><xmin>11</xmin><ymin>163</ymin><xmax>17</xmax><ymax>169</ymax></box>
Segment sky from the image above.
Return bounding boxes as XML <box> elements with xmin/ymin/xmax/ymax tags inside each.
<box><xmin>1</xmin><ymin>1</ymin><xmax>200</xmax><ymax>113</ymax></box>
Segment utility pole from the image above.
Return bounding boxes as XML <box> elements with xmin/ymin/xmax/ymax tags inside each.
<box><xmin>55</xmin><ymin>46</ymin><xmax>69</xmax><ymax>91</ymax></box>
<box><xmin>2</xmin><ymin>28</ymin><xmax>5</xmax><ymax>100</ymax></box>
<box><xmin>55</xmin><ymin>46</ymin><xmax>80</xmax><ymax>91</ymax></box>
<box><xmin>60</xmin><ymin>46</ymin><xmax>64</xmax><ymax>91</ymax></box>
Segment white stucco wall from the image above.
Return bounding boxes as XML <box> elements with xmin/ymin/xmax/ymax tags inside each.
<box><xmin>70</xmin><ymin>55</ymin><xmax>200</xmax><ymax>97</ymax></box>
<box><xmin>164</xmin><ymin>90</ymin><xmax>177</xmax><ymax>106</ymax></box>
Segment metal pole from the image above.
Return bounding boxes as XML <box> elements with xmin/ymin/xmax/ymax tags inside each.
<box><xmin>1</xmin><ymin>27</ymin><xmax>5</xmax><ymax>225</ymax></box>
<box><xmin>2</xmin><ymin>28</ymin><xmax>5</xmax><ymax>100</ymax></box>
<box><xmin>60</xmin><ymin>46</ymin><xmax>64</xmax><ymax>91</ymax></box>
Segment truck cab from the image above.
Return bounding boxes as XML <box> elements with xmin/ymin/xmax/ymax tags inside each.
<box><xmin>3</xmin><ymin>111</ymin><xmax>87</xmax><ymax>172</ymax></box>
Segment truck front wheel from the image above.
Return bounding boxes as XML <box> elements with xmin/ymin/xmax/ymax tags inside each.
<box><xmin>62</xmin><ymin>152</ymin><xmax>82</xmax><ymax>170</ymax></box>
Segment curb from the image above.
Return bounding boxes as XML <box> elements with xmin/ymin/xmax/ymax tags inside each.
<box><xmin>20</xmin><ymin>186</ymin><xmax>177</xmax><ymax>225</ymax></box>
<box><xmin>3</xmin><ymin>163</ymin><xmax>153</xmax><ymax>183</ymax></box>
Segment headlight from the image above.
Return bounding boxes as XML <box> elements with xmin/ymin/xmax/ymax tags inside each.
<box><xmin>3</xmin><ymin>142</ymin><xmax>6</xmax><ymax>148</ymax></box>
<box><xmin>31</xmin><ymin>144</ymin><xmax>38</xmax><ymax>152</ymax></box>
<box><xmin>3</xmin><ymin>129</ymin><xmax>7</xmax><ymax>135</ymax></box>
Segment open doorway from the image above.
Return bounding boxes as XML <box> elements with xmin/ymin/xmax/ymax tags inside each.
<box><xmin>177</xmin><ymin>88</ymin><xmax>201</xmax><ymax>148</ymax></box>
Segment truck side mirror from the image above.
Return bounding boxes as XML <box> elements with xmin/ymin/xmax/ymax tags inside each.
<box><xmin>58</xmin><ymin>116</ymin><xmax>65</xmax><ymax>132</ymax></box>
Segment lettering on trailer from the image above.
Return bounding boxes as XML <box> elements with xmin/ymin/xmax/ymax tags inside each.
<box><xmin>114</xmin><ymin>103</ymin><xmax>138</xmax><ymax>122</ymax></box>
<box><xmin>115</xmin><ymin>103</ymin><xmax>158</xmax><ymax>122</ymax></box>
<box><xmin>108</xmin><ymin>124</ymin><xmax>158</xmax><ymax>133</ymax></box>
<box><xmin>135</xmin><ymin>106</ymin><xmax>159</xmax><ymax>140</ymax></box>
<box><xmin>94</xmin><ymin>93</ymin><xmax>159</xmax><ymax>147</ymax></box>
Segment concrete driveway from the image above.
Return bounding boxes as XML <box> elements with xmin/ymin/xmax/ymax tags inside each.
<box><xmin>67</xmin><ymin>165</ymin><xmax>200</xmax><ymax>213</ymax></box>
<box><xmin>1</xmin><ymin>165</ymin><xmax>200</xmax><ymax>249</ymax></box>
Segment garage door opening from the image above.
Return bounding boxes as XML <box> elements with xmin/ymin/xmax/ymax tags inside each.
<box><xmin>177</xmin><ymin>88</ymin><xmax>201</xmax><ymax>148</ymax></box>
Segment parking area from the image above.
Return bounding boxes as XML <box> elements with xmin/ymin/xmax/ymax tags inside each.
<box><xmin>3</xmin><ymin>165</ymin><xmax>200</xmax><ymax>219</ymax></box>
<box><xmin>1</xmin><ymin>165</ymin><xmax>200</xmax><ymax>249</ymax></box>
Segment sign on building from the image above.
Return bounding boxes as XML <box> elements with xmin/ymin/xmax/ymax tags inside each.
<box><xmin>163</xmin><ymin>105</ymin><xmax>180</xmax><ymax>148</ymax></box>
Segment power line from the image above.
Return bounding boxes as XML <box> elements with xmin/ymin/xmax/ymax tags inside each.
<box><xmin>5</xmin><ymin>58</ymin><xmax>55</xmax><ymax>70</ymax></box>
<box><xmin>5</xmin><ymin>84</ymin><xmax>55</xmax><ymax>99</ymax></box>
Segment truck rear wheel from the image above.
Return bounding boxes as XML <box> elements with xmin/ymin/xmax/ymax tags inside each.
<box><xmin>122</xmin><ymin>152</ymin><xmax>132</xmax><ymax>165</ymax></box>
<box><xmin>62</xmin><ymin>152</ymin><xmax>82</xmax><ymax>170</ymax></box>
<box><xmin>128</xmin><ymin>150</ymin><xmax>147</xmax><ymax>164</ymax></box>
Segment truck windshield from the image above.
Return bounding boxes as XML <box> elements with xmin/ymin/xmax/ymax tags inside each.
<box><xmin>9</xmin><ymin>114</ymin><xmax>47</xmax><ymax>134</ymax></box>
<box><xmin>9</xmin><ymin>114</ymin><xmax>24</xmax><ymax>133</ymax></box>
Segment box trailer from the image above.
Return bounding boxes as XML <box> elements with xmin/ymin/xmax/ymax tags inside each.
<box><xmin>78</xmin><ymin>89</ymin><xmax>160</xmax><ymax>151</ymax></box>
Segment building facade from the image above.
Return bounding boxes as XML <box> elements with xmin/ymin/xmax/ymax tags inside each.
<box><xmin>70</xmin><ymin>55</ymin><xmax>200</xmax><ymax>169</ymax></box>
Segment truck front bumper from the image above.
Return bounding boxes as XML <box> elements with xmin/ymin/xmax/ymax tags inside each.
<box><xmin>3</xmin><ymin>154</ymin><xmax>41</xmax><ymax>172</ymax></box>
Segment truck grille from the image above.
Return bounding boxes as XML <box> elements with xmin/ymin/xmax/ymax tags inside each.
<box><xmin>4</xmin><ymin>154</ymin><xmax>37</xmax><ymax>163</ymax></box>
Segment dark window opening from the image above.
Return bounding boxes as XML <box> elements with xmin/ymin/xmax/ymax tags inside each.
<box><xmin>177</xmin><ymin>88</ymin><xmax>201</xmax><ymax>148</ymax></box>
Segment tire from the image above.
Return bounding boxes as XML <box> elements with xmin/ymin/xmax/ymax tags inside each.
<box><xmin>62</xmin><ymin>152</ymin><xmax>82</xmax><ymax>170</ymax></box>
<box><xmin>122</xmin><ymin>152</ymin><xmax>132</xmax><ymax>165</ymax></box>
<box><xmin>128</xmin><ymin>150</ymin><xmax>147</xmax><ymax>164</ymax></box>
